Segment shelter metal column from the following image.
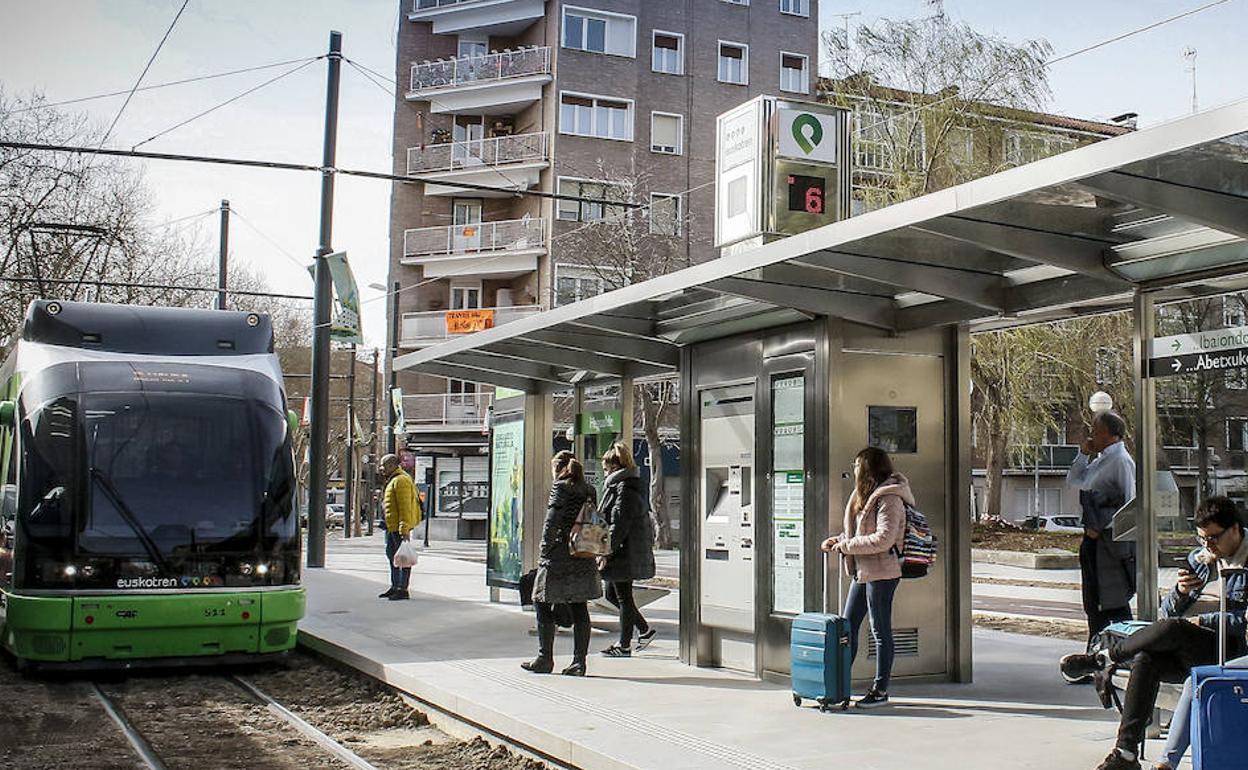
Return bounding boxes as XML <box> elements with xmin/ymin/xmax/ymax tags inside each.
<box><xmin>1133</xmin><ymin>291</ymin><xmax>1159</xmax><ymax>622</ymax></box>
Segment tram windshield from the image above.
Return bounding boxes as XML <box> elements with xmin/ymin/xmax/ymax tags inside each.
<box><xmin>80</xmin><ymin>392</ymin><xmax>291</xmax><ymax>557</ymax></box>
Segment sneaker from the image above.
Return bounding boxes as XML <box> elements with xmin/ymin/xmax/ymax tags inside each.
<box><xmin>600</xmin><ymin>644</ymin><xmax>631</xmax><ymax>658</ymax></box>
<box><xmin>387</xmin><ymin>590</ymin><xmax>410</xmax><ymax>601</ymax></box>
<box><xmin>854</xmin><ymin>689</ymin><xmax>890</xmax><ymax>709</ymax></box>
<box><xmin>636</xmin><ymin>628</ymin><xmax>657</xmax><ymax>651</ymax></box>
<box><xmin>1060</xmin><ymin>652</ymin><xmax>1104</xmax><ymax>682</ymax></box>
<box><xmin>1095</xmin><ymin>749</ymin><xmax>1140</xmax><ymax>770</ymax></box>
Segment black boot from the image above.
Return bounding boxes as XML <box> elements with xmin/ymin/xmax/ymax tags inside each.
<box><xmin>522</xmin><ymin>622</ymin><xmax>555</xmax><ymax>674</ymax></box>
<box><xmin>562</xmin><ymin>619</ymin><xmax>590</xmax><ymax>676</ymax></box>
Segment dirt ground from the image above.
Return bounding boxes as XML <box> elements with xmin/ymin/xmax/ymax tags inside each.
<box><xmin>973</xmin><ymin>613</ymin><xmax>1087</xmax><ymax>641</ymax></box>
<box><xmin>972</xmin><ymin>522</ymin><xmax>1082</xmax><ymax>553</ymax></box>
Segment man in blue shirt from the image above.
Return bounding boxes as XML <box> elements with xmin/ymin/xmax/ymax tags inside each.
<box><xmin>1066</xmin><ymin>411</ymin><xmax>1137</xmax><ymax>643</ymax></box>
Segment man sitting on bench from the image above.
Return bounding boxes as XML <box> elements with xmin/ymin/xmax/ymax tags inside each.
<box><xmin>1059</xmin><ymin>496</ymin><xmax>1248</xmax><ymax>770</ymax></box>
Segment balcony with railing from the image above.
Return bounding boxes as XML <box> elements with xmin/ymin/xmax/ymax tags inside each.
<box><xmin>402</xmin><ymin>217</ymin><xmax>545</xmax><ymax>279</ymax></box>
<box><xmin>403</xmin><ymin>392</ymin><xmax>493</xmax><ymax>432</ymax></box>
<box><xmin>408</xmin><ymin>0</ymin><xmax>546</xmax><ymax>36</ymax></box>
<box><xmin>400</xmin><ymin>304</ymin><xmax>544</xmax><ymax>347</ymax></box>
<box><xmin>407</xmin><ymin>46</ymin><xmax>551</xmax><ymax>114</ymax></box>
<box><xmin>407</xmin><ymin>132</ymin><xmax>548</xmax><ymax>195</ymax></box>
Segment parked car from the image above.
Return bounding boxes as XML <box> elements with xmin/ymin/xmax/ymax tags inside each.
<box><xmin>1036</xmin><ymin>514</ymin><xmax>1082</xmax><ymax>534</ymax></box>
<box><xmin>326</xmin><ymin>503</ymin><xmax>346</xmax><ymax>529</ymax></box>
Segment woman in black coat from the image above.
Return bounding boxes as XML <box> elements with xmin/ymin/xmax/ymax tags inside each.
<box><xmin>524</xmin><ymin>450</ymin><xmax>600</xmax><ymax>676</ymax></box>
<box><xmin>598</xmin><ymin>442</ymin><xmax>657</xmax><ymax>657</ymax></box>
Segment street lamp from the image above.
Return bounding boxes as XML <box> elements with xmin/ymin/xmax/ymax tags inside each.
<box><xmin>1089</xmin><ymin>391</ymin><xmax>1114</xmax><ymax>414</ymax></box>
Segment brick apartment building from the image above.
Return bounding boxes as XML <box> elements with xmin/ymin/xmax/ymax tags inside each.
<box><xmin>384</xmin><ymin>0</ymin><xmax>818</xmax><ymax>535</ymax></box>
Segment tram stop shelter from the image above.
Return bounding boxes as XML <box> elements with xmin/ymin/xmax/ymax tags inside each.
<box><xmin>394</xmin><ymin>100</ymin><xmax>1248</xmax><ymax>684</ymax></box>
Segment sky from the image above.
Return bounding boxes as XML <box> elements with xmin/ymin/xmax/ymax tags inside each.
<box><xmin>2</xmin><ymin>0</ymin><xmax>1247</xmax><ymax>348</ymax></box>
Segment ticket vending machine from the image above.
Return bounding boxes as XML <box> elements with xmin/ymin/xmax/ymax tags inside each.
<box><xmin>699</xmin><ymin>384</ymin><xmax>757</xmax><ymax>671</ymax></box>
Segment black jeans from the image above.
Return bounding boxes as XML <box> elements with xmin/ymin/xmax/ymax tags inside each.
<box><xmin>385</xmin><ymin>530</ymin><xmax>411</xmax><ymax>590</ymax></box>
<box><xmin>1080</xmin><ymin>534</ymin><xmax>1133</xmax><ymax>643</ymax></box>
<box><xmin>605</xmin><ymin>580</ymin><xmax>649</xmax><ymax>647</ymax></box>
<box><xmin>1110</xmin><ymin>618</ymin><xmax>1220</xmax><ymax>753</ymax></box>
<box><xmin>535</xmin><ymin>601</ymin><xmax>591</xmax><ymax>661</ymax></box>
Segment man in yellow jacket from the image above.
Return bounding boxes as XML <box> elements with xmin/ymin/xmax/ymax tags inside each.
<box><xmin>380</xmin><ymin>453</ymin><xmax>422</xmax><ymax>600</ymax></box>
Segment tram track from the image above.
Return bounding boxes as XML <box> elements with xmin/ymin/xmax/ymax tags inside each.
<box><xmin>88</xmin><ymin>672</ymin><xmax>377</xmax><ymax>770</ymax></box>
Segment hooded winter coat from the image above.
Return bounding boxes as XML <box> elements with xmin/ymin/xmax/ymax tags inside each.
<box><xmin>598</xmin><ymin>466</ymin><xmax>656</xmax><ymax>583</ymax></box>
<box><xmin>533</xmin><ymin>478</ymin><xmax>603</xmax><ymax>604</ymax></box>
<box><xmin>840</xmin><ymin>473</ymin><xmax>913</xmax><ymax>583</ymax></box>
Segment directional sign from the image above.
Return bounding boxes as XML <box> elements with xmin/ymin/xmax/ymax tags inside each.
<box><xmin>1150</xmin><ymin>327</ymin><xmax>1248</xmax><ymax>358</ymax></box>
<box><xmin>1147</xmin><ymin>346</ymin><xmax>1248</xmax><ymax>378</ymax></box>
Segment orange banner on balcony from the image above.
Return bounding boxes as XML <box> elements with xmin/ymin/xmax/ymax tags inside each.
<box><xmin>446</xmin><ymin>309</ymin><xmax>495</xmax><ymax>334</ymax></box>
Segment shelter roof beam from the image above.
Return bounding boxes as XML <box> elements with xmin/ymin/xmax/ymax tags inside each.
<box><xmin>1077</xmin><ymin>170</ymin><xmax>1248</xmax><ymax>242</ymax></box>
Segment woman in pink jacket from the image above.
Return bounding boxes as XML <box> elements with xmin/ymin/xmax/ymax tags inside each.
<box><xmin>821</xmin><ymin>447</ymin><xmax>912</xmax><ymax>709</ymax></box>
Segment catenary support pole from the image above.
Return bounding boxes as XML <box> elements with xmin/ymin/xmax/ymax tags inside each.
<box><xmin>368</xmin><ymin>347</ymin><xmax>379</xmax><ymax>535</ymax></box>
<box><xmin>306</xmin><ymin>30</ymin><xmax>342</xmax><ymax>569</ymax></box>
<box><xmin>1133</xmin><ymin>290</ymin><xmax>1159</xmax><ymax>621</ymax></box>
<box><xmin>216</xmin><ymin>199</ymin><xmax>230</xmax><ymax>310</ymax></box>
<box><xmin>345</xmin><ymin>343</ymin><xmax>356</xmax><ymax>539</ymax></box>
<box><xmin>386</xmin><ymin>280</ymin><xmax>400</xmax><ymax>454</ymax></box>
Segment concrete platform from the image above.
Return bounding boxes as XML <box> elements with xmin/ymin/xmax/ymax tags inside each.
<box><xmin>300</xmin><ymin>534</ymin><xmax>1185</xmax><ymax>769</ymax></box>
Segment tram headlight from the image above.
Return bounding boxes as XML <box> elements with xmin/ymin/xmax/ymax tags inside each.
<box><xmin>255</xmin><ymin>563</ymin><xmax>270</xmax><ymax>576</ymax></box>
<box><xmin>80</xmin><ymin>564</ymin><xmax>96</xmax><ymax>578</ymax></box>
<box><xmin>239</xmin><ymin>562</ymin><xmax>254</xmax><ymax>576</ymax></box>
<box><xmin>63</xmin><ymin>565</ymin><xmax>78</xmax><ymax>578</ymax></box>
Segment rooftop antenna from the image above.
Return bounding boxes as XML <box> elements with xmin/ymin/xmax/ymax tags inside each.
<box><xmin>1182</xmin><ymin>47</ymin><xmax>1198</xmax><ymax>114</ymax></box>
<box><xmin>828</xmin><ymin>11</ymin><xmax>862</xmax><ymax>50</ymax></box>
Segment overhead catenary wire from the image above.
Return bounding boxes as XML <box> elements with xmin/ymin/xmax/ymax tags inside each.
<box><xmin>100</xmin><ymin>0</ymin><xmax>192</xmax><ymax>146</ymax></box>
<box><xmin>132</xmin><ymin>58</ymin><xmax>323</xmax><ymax>150</ymax></box>
<box><xmin>9</xmin><ymin>57</ymin><xmax>324</xmax><ymax>115</ymax></box>
<box><xmin>0</xmin><ymin>141</ymin><xmax>645</xmax><ymax>208</ymax></box>
<box><xmin>1</xmin><ymin>275</ymin><xmax>312</xmax><ymax>301</ymax></box>
<box><xmin>230</xmin><ymin>208</ymin><xmax>311</xmax><ymax>272</ymax></box>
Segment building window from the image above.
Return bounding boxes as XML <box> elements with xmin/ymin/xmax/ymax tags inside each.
<box><xmin>651</xmin><ymin>31</ymin><xmax>683</xmax><ymax>75</ymax></box>
<box><xmin>554</xmin><ymin>264</ymin><xmax>625</xmax><ymax>305</ymax></box>
<box><xmin>450</xmin><ymin>282</ymin><xmax>481</xmax><ymax>310</ymax></box>
<box><xmin>650</xmin><ymin>112</ymin><xmax>683</xmax><ymax>155</ymax></box>
<box><xmin>559</xmin><ymin>92</ymin><xmax>633</xmax><ymax>141</ymax></box>
<box><xmin>1229</xmin><ymin>418</ymin><xmax>1248</xmax><ymax>452</ymax></box>
<box><xmin>946</xmin><ymin>126</ymin><xmax>974</xmax><ymax>167</ymax></box>
<box><xmin>1224</xmin><ymin>295</ymin><xmax>1246</xmax><ymax>328</ymax></box>
<box><xmin>555</xmin><ymin>177</ymin><xmax>628</xmax><ymax>223</ymax></box>
<box><xmin>718</xmin><ymin>42</ymin><xmax>748</xmax><ymax>85</ymax></box>
<box><xmin>852</xmin><ymin>105</ymin><xmax>926</xmax><ymax>174</ymax></box>
<box><xmin>561</xmin><ymin>6</ymin><xmax>636</xmax><ymax>58</ymax></box>
<box><xmin>649</xmin><ymin>193</ymin><xmax>682</xmax><ymax>236</ymax></box>
<box><xmin>1095</xmin><ymin>345</ymin><xmax>1120</xmax><ymax>386</ymax></box>
<box><xmin>1228</xmin><ymin>367</ymin><xmax>1248</xmax><ymax>390</ymax></box>
<box><xmin>720</xmin><ymin>0</ymin><xmax>749</xmax><ymax>5</ymax></box>
<box><xmin>779</xmin><ymin>52</ymin><xmax>808</xmax><ymax>94</ymax></box>
<box><xmin>1004</xmin><ymin>130</ymin><xmax>1077</xmax><ymax>166</ymax></box>
<box><xmin>779</xmin><ymin>0</ymin><xmax>809</xmax><ymax>16</ymax></box>
<box><xmin>1160</xmin><ymin>414</ymin><xmax>1199</xmax><ymax>449</ymax></box>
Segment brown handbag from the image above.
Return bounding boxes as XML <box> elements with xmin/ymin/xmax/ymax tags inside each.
<box><xmin>569</xmin><ymin>499</ymin><xmax>610</xmax><ymax>559</ymax></box>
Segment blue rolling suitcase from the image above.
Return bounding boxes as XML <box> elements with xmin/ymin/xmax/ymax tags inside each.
<box><xmin>791</xmin><ymin>553</ymin><xmax>852</xmax><ymax>712</ymax></box>
<box><xmin>1190</xmin><ymin>568</ymin><xmax>1248</xmax><ymax>770</ymax></box>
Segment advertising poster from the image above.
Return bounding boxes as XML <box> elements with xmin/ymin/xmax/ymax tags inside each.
<box><xmin>487</xmin><ymin>413</ymin><xmax>525</xmax><ymax>587</ymax></box>
<box><xmin>772</xmin><ymin>375</ymin><xmax>805</xmax><ymax>614</ymax></box>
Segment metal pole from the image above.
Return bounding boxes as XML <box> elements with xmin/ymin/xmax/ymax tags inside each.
<box><xmin>1134</xmin><ymin>290</ymin><xmax>1159</xmax><ymax>621</ymax></box>
<box><xmin>216</xmin><ymin>199</ymin><xmax>230</xmax><ymax>310</ymax></box>
<box><xmin>386</xmin><ymin>280</ymin><xmax>400</xmax><ymax>454</ymax></box>
<box><xmin>368</xmin><ymin>347</ymin><xmax>379</xmax><ymax>536</ymax></box>
<box><xmin>345</xmin><ymin>344</ymin><xmax>356</xmax><ymax>539</ymax></box>
<box><xmin>306</xmin><ymin>30</ymin><xmax>342</xmax><ymax>569</ymax></box>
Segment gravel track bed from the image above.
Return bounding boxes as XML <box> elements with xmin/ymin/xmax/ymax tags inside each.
<box><xmin>99</xmin><ymin>673</ymin><xmax>351</xmax><ymax>770</ymax></box>
<box><xmin>0</xmin><ymin>663</ymin><xmax>140</xmax><ymax>770</ymax></box>
<box><xmin>250</xmin><ymin>652</ymin><xmax>548</xmax><ymax>770</ymax></box>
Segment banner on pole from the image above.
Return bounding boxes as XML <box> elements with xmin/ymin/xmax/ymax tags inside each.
<box><xmin>390</xmin><ymin>387</ymin><xmax>406</xmax><ymax>438</ymax></box>
<box><xmin>308</xmin><ymin>251</ymin><xmax>363</xmax><ymax>343</ymax></box>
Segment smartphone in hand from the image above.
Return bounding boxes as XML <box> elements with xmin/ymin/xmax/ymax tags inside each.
<box><xmin>1171</xmin><ymin>554</ymin><xmax>1191</xmax><ymax>572</ymax></box>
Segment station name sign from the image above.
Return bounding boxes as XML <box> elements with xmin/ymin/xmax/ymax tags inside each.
<box><xmin>1148</xmin><ymin>326</ymin><xmax>1248</xmax><ymax>378</ymax></box>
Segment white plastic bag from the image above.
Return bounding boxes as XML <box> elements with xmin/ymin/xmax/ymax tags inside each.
<box><xmin>393</xmin><ymin>539</ymin><xmax>420</xmax><ymax>568</ymax></box>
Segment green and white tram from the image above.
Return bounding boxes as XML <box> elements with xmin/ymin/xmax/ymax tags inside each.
<box><xmin>0</xmin><ymin>300</ymin><xmax>304</xmax><ymax>668</ymax></box>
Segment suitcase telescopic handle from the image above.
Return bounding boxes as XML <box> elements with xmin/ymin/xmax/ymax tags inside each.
<box><xmin>824</xmin><ymin>547</ymin><xmax>845</xmax><ymax>616</ymax></box>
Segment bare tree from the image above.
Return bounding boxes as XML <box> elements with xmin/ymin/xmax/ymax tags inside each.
<box><xmin>552</xmin><ymin>161</ymin><xmax>690</xmax><ymax>546</ymax></box>
<box><xmin>822</xmin><ymin>15</ymin><xmax>1052</xmax><ymax>208</ymax></box>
